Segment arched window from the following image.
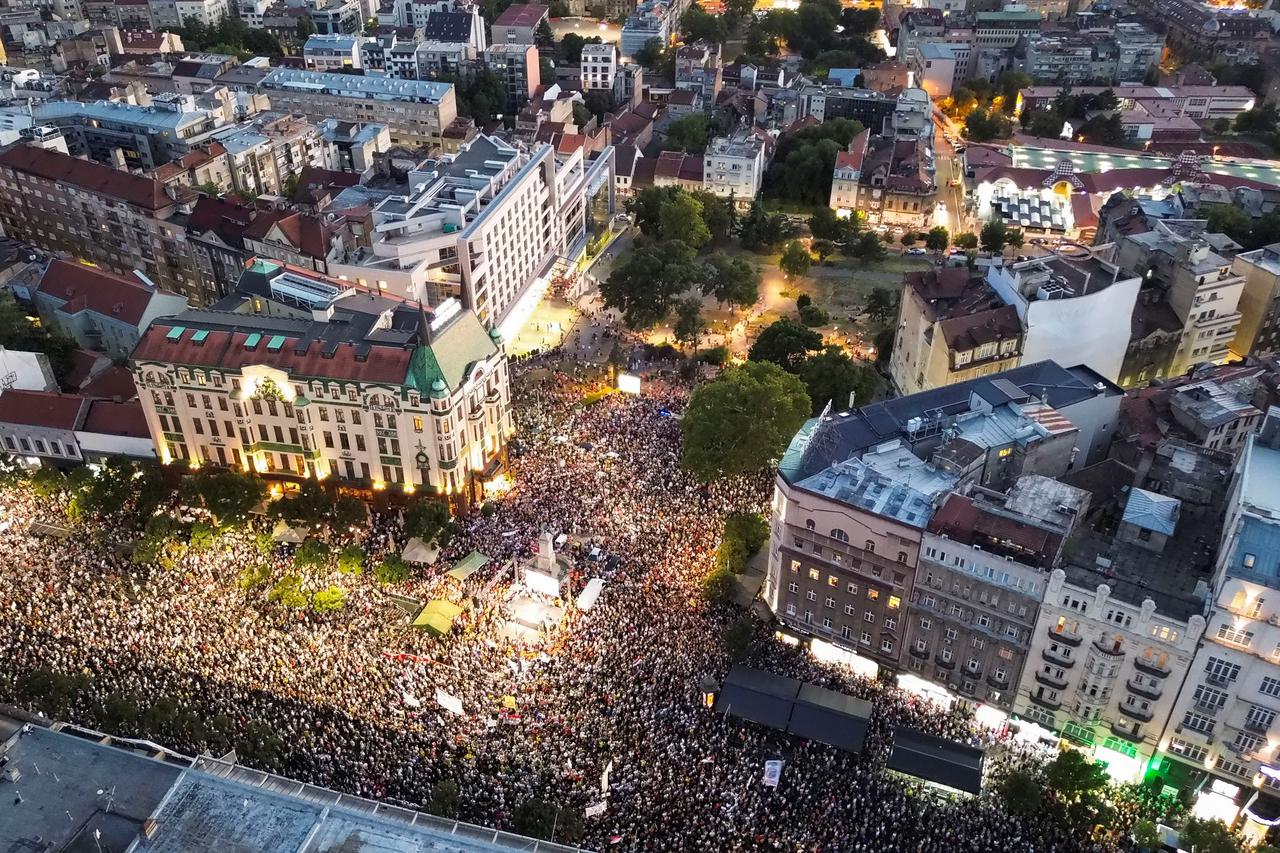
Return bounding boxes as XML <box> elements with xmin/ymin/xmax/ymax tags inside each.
<box><xmin>830</xmin><ymin>528</ymin><xmax>848</xmax><ymax>543</ymax></box>
<box><xmin>864</xmin><ymin>539</ymin><xmax>875</xmax><ymax>552</ymax></box>
<box><xmin>805</xmin><ymin>519</ymin><xmax>816</xmax><ymax>530</ymax></box>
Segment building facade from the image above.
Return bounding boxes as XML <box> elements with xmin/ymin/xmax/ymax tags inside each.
<box><xmin>701</xmin><ymin>130</ymin><xmax>766</xmax><ymax>210</ymax></box>
<box><xmin>129</xmin><ymin>261</ymin><xmax>512</xmax><ymax>499</ymax></box>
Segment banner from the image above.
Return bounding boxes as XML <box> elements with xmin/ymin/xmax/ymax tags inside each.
<box><xmin>435</xmin><ymin>688</ymin><xmax>464</xmax><ymax>716</ymax></box>
<box><xmin>762</xmin><ymin>759</ymin><xmax>784</xmax><ymax>788</ymax></box>
<box><xmin>601</xmin><ymin>759</ymin><xmax>613</xmax><ymax>794</ymax></box>
<box><xmin>586</xmin><ymin>801</ymin><xmax>608</xmax><ymax>818</ymax></box>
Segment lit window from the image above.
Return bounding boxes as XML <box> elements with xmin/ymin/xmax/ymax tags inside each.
<box><xmin>888</xmin><ymin>595</ymin><xmax>900</xmax><ymax>610</ymax></box>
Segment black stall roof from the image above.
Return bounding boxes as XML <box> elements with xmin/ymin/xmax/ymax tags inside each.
<box><xmin>714</xmin><ymin>666</ymin><xmax>801</xmax><ymax>730</ymax></box>
<box><xmin>887</xmin><ymin>728</ymin><xmax>985</xmax><ymax>795</ymax></box>
<box><xmin>787</xmin><ymin>683</ymin><xmax>872</xmax><ymax>753</ymax></box>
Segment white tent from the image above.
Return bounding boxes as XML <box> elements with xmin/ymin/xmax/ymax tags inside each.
<box><xmin>401</xmin><ymin>536</ymin><xmax>440</xmax><ymax>565</ymax></box>
<box><xmin>271</xmin><ymin>520</ymin><xmax>308</xmax><ymax>543</ymax></box>
<box><xmin>576</xmin><ymin>578</ymin><xmax>606</xmax><ymax>612</ymax></box>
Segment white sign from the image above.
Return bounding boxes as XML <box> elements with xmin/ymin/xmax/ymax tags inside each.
<box><xmin>601</xmin><ymin>759</ymin><xmax>613</xmax><ymax>794</ymax></box>
<box><xmin>435</xmin><ymin>688</ymin><xmax>464</xmax><ymax>716</ymax></box>
<box><xmin>586</xmin><ymin>800</ymin><xmax>608</xmax><ymax>818</ymax></box>
<box><xmin>762</xmin><ymin>760</ymin><xmax>784</xmax><ymax>788</ymax></box>
<box><xmin>617</xmin><ymin>373</ymin><xmax>641</xmax><ymax>395</ymax></box>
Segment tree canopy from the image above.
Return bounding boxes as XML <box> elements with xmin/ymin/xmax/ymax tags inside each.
<box><xmin>664</xmin><ymin>113</ymin><xmax>711</xmax><ymax>154</ymax></box>
<box><xmin>179</xmin><ymin>469</ymin><xmax>267</xmax><ymax>525</ymax></box>
<box><xmin>700</xmin><ymin>252</ymin><xmax>760</xmax><ymax>307</ymax></box>
<box><xmin>795</xmin><ymin>345</ymin><xmax>879</xmax><ymax>414</ymax></box>
<box><xmin>601</xmin><ymin>241</ymin><xmax>700</xmax><ymax>328</ymax></box>
<box><xmin>0</xmin><ymin>292</ymin><xmax>76</xmax><ymax>385</ymax></box>
<box><xmin>764</xmin><ymin>118</ymin><xmax>864</xmax><ymax>206</ymax></box>
<box><xmin>779</xmin><ymin>240</ymin><xmax>812</xmax><ymax>278</ymax></box>
<box><xmin>748</xmin><ymin>318</ymin><xmax>824</xmax><ymax>370</ymax></box>
<box><xmin>681</xmin><ymin>361</ymin><xmax>811</xmax><ymax>481</ymax></box>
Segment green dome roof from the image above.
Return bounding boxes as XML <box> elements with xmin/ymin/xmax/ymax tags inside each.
<box><xmin>430</xmin><ymin>378</ymin><xmax>448</xmax><ymax>398</ymax></box>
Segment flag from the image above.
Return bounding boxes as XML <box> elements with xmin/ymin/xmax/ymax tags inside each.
<box><xmin>762</xmin><ymin>759</ymin><xmax>783</xmax><ymax>788</ymax></box>
<box><xmin>435</xmin><ymin>688</ymin><xmax>464</xmax><ymax>716</ymax></box>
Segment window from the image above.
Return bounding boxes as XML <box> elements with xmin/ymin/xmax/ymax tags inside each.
<box><xmin>1261</xmin><ymin>677</ymin><xmax>1280</xmax><ymax>698</ymax></box>
<box><xmin>880</xmin><ymin>639</ymin><xmax>895</xmax><ymax>654</ymax></box>
<box><xmin>1205</xmin><ymin>657</ymin><xmax>1241</xmax><ymax>683</ymax></box>
<box><xmin>888</xmin><ymin>595</ymin><xmax>900</xmax><ymax>610</ymax></box>
<box><xmin>1182</xmin><ymin>712</ymin><xmax>1215</xmax><ymax>736</ymax></box>
<box><xmin>786</xmin><ymin>603</ymin><xmax>796</xmax><ymax>616</ymax></box>
<box><xmin>864</xmin><ymin>540</ymin><xmax>875</xmax><ymax>553</ymax></box>
<box><xmin>844</xmin><ymin>604</ymin><xmax>855</xmax><ymax>615</ymax></box>
<box><xmin>788</xmin><ymin>582</ymin><xmax>799</xmax><ymax>593</ymax></box>
<box><xmin>867</xmin><ymin>589</ymin><xmax>880</xmax><ymax>601</ymax></box>
<box><xmin>825</xmin><ymin>597</ymin><xmax>835</xmax><ymax>608</ymax></box>
<box><xmin>919</xmin><ymin>618</ymin><xmax>931</xmax><ymax>630</ymax></box>
<box><xmin>1246</xmin><ymin>705</ymin><xmax>1276</xmax><ymax>731</ymax></box>
<box><xmin>1192</xmin><ymin>684</ymin><xmax>1227</xmax><ymax>710</ymax></box>
<box><xmin>1217</xmin><ymin>623</ymin><xmax>1255</xmax><ymax>647</ymax></box>
<box><xmin>860</xmin><ymin>632</ymin><xmax>872</xmax><ymax>645</ymax></box>
<box><xmin>790</xmin><ymin>560</ymin><xmax>800</xmax><ymax>573</ymax></box>
<box><xmin>1167</xmin><ymin>738</ymin><xmax>1206</xmax><ymax>762</ymax></box>
<box><xmin>806</xmin><ymin>590</ymin><xmax>817</xmax><ymax>601</ymax></box>
<box><xmin>830</xmin><ymin>528</ymin><xmax>848</xmax><ymax>543</ymax></box>
<box><xmin>864</xmin><ymin>611</ymin><xmax>876</xmax><ymax>623</ymax></box>
<box><xmin>846</xmin><ymin>582</ymin><xmax>857</xmax><ymax>594</ymax></box>
<box><xmin>945</xmin><ymin>628</ymin><xmax>957</xmax><ymax>641</ymax></box>
<box><xmin>808</xmin><ymin>568</ymin><xmax>819</xmax><ymax>580</ymax></box>
<box><xmin>827</xmin><ymin>575</ymin><xmax>838</xmax><ymax>587</ymax></box>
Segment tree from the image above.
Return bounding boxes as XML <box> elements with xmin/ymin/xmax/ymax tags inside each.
<box><xmin>293</xmin><ymin>538</ymin><xmax>331</xmax><ymax>569</ymax></box>
<box><xmin>692</xmin><ymin>191</ymin><xmax>732</xmax><ymax>243</ymax></box>
<box><xmin>558</xmin><ymin>32</ymin><xmax>601</xmax><ymax>65</ymax></box>
<box><xmin>1207</xmin><ymin>205</ymin><xmax>1254</xmax><ymax>247</ymax></box>
<box><xmin>680</xmin><ymin>5</ymin><xmax>726</xmax><ymax>42</ymax></box>
<box><xmin>722</xmin><ymin>616</ymin><xmax>754</xmax><ymax>661</ymax></box>
<box><xmin>665</xmin><ymin>113</ymin><xmax>710</xmax><ymax>154</ymax></box>
<box><xmin>634</xmin><ymin>37</ymin><xmax>668</xmax><ymax>71</ymax></box>
<box><xmin>1177</xmin><ymin>818</ymin><xmax>1241</xmax><ymax>853</ymax></box>
<box><xmin>583</xmin><ymin>89</ymin><xmax>616</xmax><ymax>121</ymax></box>
<box><xmin>601</xmin><ymin>241</ymin><xmax>700</xmax><ymax>328</ymax></box>
<box><xmin>925</xmin><ymin>226</ymin><xmax>950</xmax><ymax>252</ymax></box>
<box><xmin>428</xmin><ymin>780</ymin><xmax>461</xmax><ymax>817</ymax></box>
<box><xmin>311</xmin><ymin>585</ymin><xmax>348</xmax><ymax>613</ymax></box>
<box><xmin>338</xmin><ymin>544</ymin><xmax>364</xmax><ymax>575</ymax></box>
<box><xmin>1006</xmin><ymin>228</ymin><xmax>1025</xmax><ymax>255</ymax></box>
<box><xmin>748</xmin><ymin>318</ymin><xmax>823</xmax><ymax>370</ymax></box>
<box><xmin>455</xmin><ymin>70</ymin><xmax>508</xmax><ymax>124</ymax></box>
<box><xmin>681</xmin><ymin>361</ymin><xmax>811</xmax><ymax>481</ymax></box>
<box><xmin>513</xmin><ymin>798</ymin><xmax>581</xmax><ymax>843</ymax></box>
<box><xmin>1021</xmin><ymin>108</ymin><xmax>1066</xmax><ymax>139</ymax></box>
<box><xmin>403</xmin><ymin>497</ymin><xmax>452</xmax><ymax>546</ymax></box>
<box><xmin>808</xmin><ymin>206</ymin><xmax>843</xmax><ymax>241</ymax></box>
<box><xmin>995</xmin><ymin>70</ymin><xmax>1031</xmax><ymax>109</ymax></box>
<box><xmin>1234</xmin><ymin>100</ymin><xmax>1279</xmax><ymax>134</ymax></box>
<box><xmin>1077</xmin><ymin>112</ymin><xmax>1125</xmax><ymax>146</ymax></box>
<box><xmin>0</xmin><ymin>292</ymin><xmax>76</xmax><ymax>384</ymax></box>
<box><xmin>700</xmin><ymin>253</ymin><xmax>760</xmax><ymax>307</ymax></box>
<box><xmin>725</xmin><ymin>512</ymin><xmax>770</xmax><ymax>555</ymax></box>
<box><xmin>899</xmin><ymin>231</ymin><xmax>917</xmax><ymax>247</ymax></box>
<box><xmin>795</xmin><ymin>346</ymin><xmax>879</xmax><ymax>415</ymax></box>
<box><xmin>798</xmin><ymin>303</ymin><xmax>829</xmax><ymax>326</ymax></box>
<box><xmin>659</xmin><ymin>191</ymin><xmax>711</xmax><ymax>248</ymax></box>
<box><xmin>864</xmin><ymin>286</ymin><xmax>899</xmax><ymax>324</ymax></box>
<box><xmin>330</xmin><ymin>495</ymin><xmax>366</xmax><ymax>530</ymax></box>
<box><xmin>998</xmin><ymin>768</ymin><xmax>1044</xmax><ymax>817</ymax></box>
<box><xmin>849</xmin><ymin>231</ymin><xmax>885</xmax><ymax>262</ymax></box>
<box><xmin>812</xmin><ymin>239</ymin><xmax>836</xmax><ymax>264</ymax></box>
<box><xmin>571</xmin><ymin>100</ymin><xmax>592</xmax><ymax>130</ymax></box>
<box><xmin>375</xmin><ymin>554</ymin><xmax>412</xmax><ymax>584</ymax></box>
<box><xmin>268</xmin><ymin>574</ymin><xmax>308</xmax><ymax>609</ymax></box>
<box><xmin>295</xmin><ymin>16</ymin><xmax>316</xmax><ymax>39</ymax></box>
<box><xmin>779</xmin><ymin>240</ymin><xmax>812</xmax><ymax>279</ymax></box>
<box><xmin>764</xmin><ymin>118</ymin><xmax>864</xmax><ymax>206</ymax></box>
<box><xmin>180</xmin><ymin>469</ymin><xmax>266</xmax><ymax>525</ymax></box>
<box><xmin>534</xmin><ymin>19</ymin><xmax>554</xmax><ymax>49</ymax></box>
<box><xmin>980</xmin><ymin>219</ymin><xmax>1009</xmax><ymax>254</ymax></box>
<box><xmin>739</xmin><ymin>203</ymin><xmax>796</xmax><ymax>252</ymax></box>
<box><xmin>954</xmin><ymin>231</ymin><xmax>978</xmax><ymax>249</ymax></box>
<box><xmin>1133</xmin><ymin>820</ymin><xmax>1161</xmax><ymax>851</ymax></box>
<box><xmin>964</xmin><ymin>107</ymin><xmax>1011</xmax><ymax>142</ymax></box>
<box><xmin>673</xmin><ymin>297</ymin><xmax>705</xmax><ymax>350</ymax></box>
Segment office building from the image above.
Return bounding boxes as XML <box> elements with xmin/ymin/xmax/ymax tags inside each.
<box><xmin>130</xmin><ymin>259</ymin><xmax>512</xmax><ymax>498</ymax></box>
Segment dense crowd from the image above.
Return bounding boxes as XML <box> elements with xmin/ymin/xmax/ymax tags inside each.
<box><xmin>0</xmin><ymin>359</ymin><xmax>1123</xmax><ymax>851</ymax></box>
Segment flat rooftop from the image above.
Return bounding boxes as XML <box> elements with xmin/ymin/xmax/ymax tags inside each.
<box><xmin>1060</xmin><ymin>440</ymin><xmax>1228</xmax><ymax>620</ymax></box>
<box><xmin>0</xmin><ymin>718</ymin><xmax>586</xmax><ymax>852</ymax></box>
<box><xmin>258</xmin><ymin>68</ymin><xmax>453</xmax><ymax>103</ymax></box>
<box><xmin>793</xmin><ymin>442</ymin><xmax>958</xmax><ymax>528</ymax></box>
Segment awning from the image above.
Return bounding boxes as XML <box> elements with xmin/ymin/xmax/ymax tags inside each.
<box><xmin>271</xmin><ymin>520</ymin><xmax>307</xmax><ymax>543</ymax></box>
<box><xmin>1244</xmin><ymin>791</ymin><xmax>1280</xmax><ymax>826</ymax></box>
<box><xmin>412</xmin><ymin>599</ymin><xmax>464</xmax><ymax>636</ymax></box>
<box><xmin>447</xmin><ymin>550</ymin><xmax>489</xmax><ymax>581</ymax></box>
<box><xmin>714</xmin><ymin>666</ymin><xmax>801</xmax><ymax>731</ymax></box>
<box><xmin>401</xmin><ymin>536</ymin><xmax>439</xmax><ymax>565</ymax></box>
<box><xmin>887</xmin><ymin>728</ymin><xmax>985</xmax><ymax>795</ymax></box>
<box><xmin>786</xmin><ymin>683</ymin><xmax>871</xmax><ymax>753</ymax></box>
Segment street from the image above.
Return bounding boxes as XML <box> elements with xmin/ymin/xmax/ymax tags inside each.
<box><xmin>932</xmin><ymin>116</ymin><xmax>969</xmax><ymax>239</ymax></box>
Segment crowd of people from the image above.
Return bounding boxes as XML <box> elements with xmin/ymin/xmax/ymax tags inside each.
<box><xmin>0</xmin><ymin>357</ymin><xmax>1133</xmax><ymax>851</ymax></box>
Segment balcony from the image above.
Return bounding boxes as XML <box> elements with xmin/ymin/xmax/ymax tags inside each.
<box><xmin>1133</xmin><ymin>657</ymin><xmax>1171</xmax><ymax>677</ymax></box>
<box><xmin>1110</xmin><ymin>721</ymin><xmax>1145</xmax><ymax>743</ymax></box>
<box><xmin>1243</xmin><ymin>718</ymin><xmax>1273</xmax><ymax>736</ymax></box>
<box><xmin>1127</xmin><ymin>679</ymin><xmax>1162</xmax><ymax>701</ymax></box>
<box><xmin>987</xmin><ymin>671</ymin><xmax>1010</xmax><ymax>689</ymax></box>
<box><xmin>1030</xmin><ymin>692</ymin><xmax>1061</xmax><ymax>711</ymax></box>
<box><xmin>1092</xmin><ymin>638</ymin><xmax>1126</xmax><ymax>658</ymax></box>
<box><xmin>1048</xmin><ymin>624</ymin><xmax>1083</xmax><ymax>646</ymax></box>
<box><xmin>1036</xmin><ymin>670</ymin><xmax>1069</xmax><ymax>690</ymax></box>
<box><xmin>909</xmin><ymin>644</ymin><xmax>929</xmax><ymax>660</ymax></box>
<box><xmin>1119</xmin><ymin>703</ymin><xmax>1154</xmax><ymax>722</ymax></box>
<box><xmin>1042</xmin><ymin>646</ymin><xmax>1075</xmax><ymax>667</ymax></box>
<box><xmin>935</xmin><ymin>654</ymin><xmax>956</xmax><ymax>670</ymax></box>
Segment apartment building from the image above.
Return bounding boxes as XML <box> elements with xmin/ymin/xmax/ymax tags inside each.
<box><xmin>0</xmin><ymin>145</ymin><xmax>207</xmax><ymax>303</ymax></box>
<box><xmin>1024</xmin><ymin>36</ymin><xmax>1097</xmax><ymax>86</ymax></box>
<box><xmin>1160</xmin><ymin>417</ymin><xmax>1280</xmax><ymax>800</ymax></box>
<box><xmin>1013</xmin><ymin>439</ymin><xmax>1220</xmax><ymax>781</ymax></box>
<box><xmin>766</xmin><ymin>361</ymin><xmax>1123</xmax><ymax>674</ymax></box>
<box><xmin>174</xmin><ymin>0</ymin><xmax>227</xmax><ymax>25</ymax></box>
<box><xmin>129</xmin><ymin>260</ymin><xmax>512</xmax><ymax>499</ymax></box>
<box><xmin>481</xmin><ymin>44</ymin><xmax>541</xmax><ymax>111</ymax></box>
<box><xmin>0</xmin><ymin>390</ymin><xmax>154</xmax><ymax>467</ymax></box>
<box><xmin>1114</xmin><ymin>22</ymin><xmax>1164</xmax><ymax>85</ymax></box>
<box><xmin>490</xmin><ymin>3</ymin><xmax>548</xmax><ymax>45</ymax></box>
<box><xmin>1231</xmin><ymin>244</ymin><xmax>1280</xmax><ymax>360</ymax></box>
<box><xmin>581</xmin><ymin>43</ymin><xmax>617</xmax><ymax>92</ymax></box>
<box><xmin>829</xmin><ymin>129</ymin><xmax>869</xmax><ymax>219</ymax></box>
<box><xmin>1115</xmin><ymin>222</ymin><xmax>1246</xmax><ymax>383</ymax></box>
<box><xmin>702</xmin><ymin>130</ymin><xmax>766</xmax><ymax>211</ymax></box>
<box><xmin>32</xmin><ymin>260</ymin><xmax>189</xmax><ymax>359</ymax></box>
<box><xmin>328</xmin><ymin>134</ymin><xmax>616</xmax><ymax>339</ymax></box>
<box><xmin>211</xmin><ymin>113</ymin><xmax>330</xmax><ymax>198</ymax></box>
<box><xmin>621</xmin><ymin>0</ymin><xmax>676</xmax><ymax>59</ymax></box>
<box><xmin>675</xmin><ymin>41</ymin><xmax>722</xmax><ymax>112</ymax></box>
<box><xmin>889</xmin><ymin>266</ymin><xmax>1024</xmax><ymax>396</ymax></box>
<box><xmin>905</xmin><ymin>477</ymin><xmax>1085</xmax><ymax>711</ymax></box>
<box><xmin>985</xmin><ymin>253</ymin><xmax>1142</xmax><ymax>386</ymax></box>
<box><xmin>303</xmin><ymin>34</ymin><xmax>368</xmax><ymax>71</ymax></box>
<box><xmin>255</xmin><ymin>69</ymin><xmax>458</xmax><ymax>150</ymax></box>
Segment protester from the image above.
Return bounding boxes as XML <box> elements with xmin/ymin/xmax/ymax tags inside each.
<box><xmin>0</xmin><ymin>357</ymin><xmax>1114</xmax><ymax>852</ymax></box>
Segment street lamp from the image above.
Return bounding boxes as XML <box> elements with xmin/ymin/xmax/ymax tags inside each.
<box><xmin>700</xmin><ymin>675</ymin><xmax>719</xmax><ymax>708</ymax></box>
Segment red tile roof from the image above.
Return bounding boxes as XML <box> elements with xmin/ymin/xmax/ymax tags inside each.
<box><xmin>187</xmin><ymin>195</ymin><xmax>254</xmax><ymax>245</ymax></box>
<box><xmin>36</xmin><ymin>260</ymin><xmax>163</xmax><ymax>326</ymax></box>
<box><xmin>242</xmin><ymin>209</ymin><xmax>336</xmax><ymax>259</ymax></box>
<box><xmin>834</xmin><ymin>129</ymin><xmax>870</xmax><ymax>173</ymax></box>
<box><xmin>0</xmin><ymin>390</ymin><xmax>87</xmax><ymax>430</ymax></box>
<box><xmin>81</xmin><ymin>366</ymin><xmax>140</xmax><ymax>401</ymax></box>
<box><xmin>0</xmin><ymin>145</ymin><xmax>172</xmax><ymax>211</ymax></box>
<box><xmin>132</xmin><ymin>323</ymin><xmax>413</xmax><ymax>384</ymax></box>
<box><xmin>81</xmin><ymin>398</ymin><xmax>149</xmax><ymax>437</ymax></box>
<box><xmin>64</xmin><ymin>349</ymin><xmax>109</xmax><ymax>390</ymax></box>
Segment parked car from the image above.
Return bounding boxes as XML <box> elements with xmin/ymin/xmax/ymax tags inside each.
<box><xmin>905</xmin><ymin>247</ymin><xmax>927</xmax><ymax>256</ymax></box>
